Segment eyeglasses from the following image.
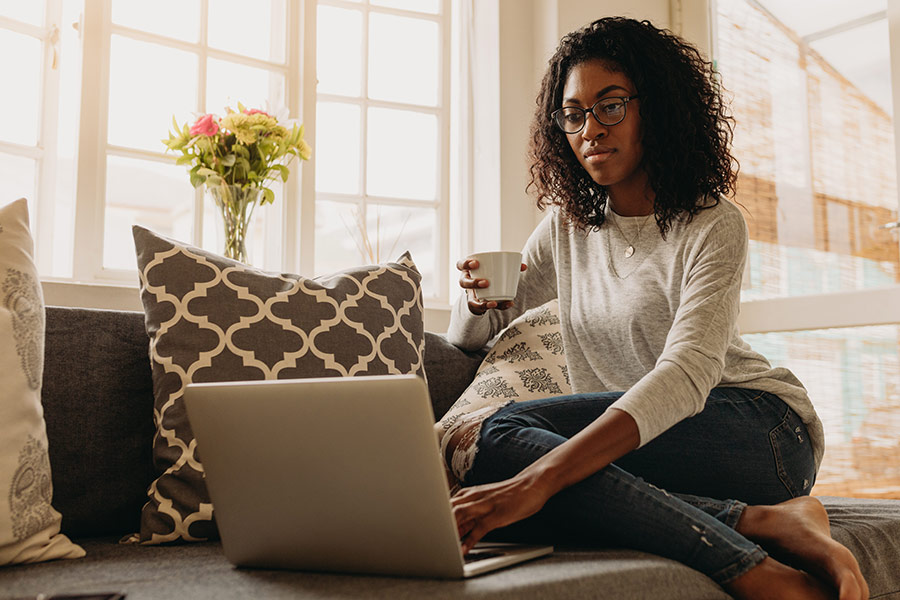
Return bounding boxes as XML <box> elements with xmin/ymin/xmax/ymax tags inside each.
<box><xmin>551</xmin><ymin>96</ymin><xmax>639</xmax><ymax>134</ymax></box>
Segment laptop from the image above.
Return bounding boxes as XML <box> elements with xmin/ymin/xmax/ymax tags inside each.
<box><xmin>184</xmin><ymin>374</ymin><xmax>553</xmax><ymax>578</ymax></box>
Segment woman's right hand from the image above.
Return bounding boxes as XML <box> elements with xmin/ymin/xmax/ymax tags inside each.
<box><xmin>456</xmin><ymin>258</ymin><xmax>525</xmax><ymax>315</ymax></box>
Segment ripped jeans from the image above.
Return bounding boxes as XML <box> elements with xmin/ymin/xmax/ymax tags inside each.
<box><xmin>461</xmin><ymin>388</ymin><xmax>817</xmax><ymax>585</ymax></box>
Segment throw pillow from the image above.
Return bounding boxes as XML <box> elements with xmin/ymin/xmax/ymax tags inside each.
<box><xmin>0</xmin><ymin>198</ymin><xmax>84</xmax><ymax>565</ymax></box>
<box><xmin>131</xmin><ymin>226</ymin><xmax>425</xmax><ymax>544</ymax></box>
<box><xmin>436</xmin><ymin>299</ymin><xmax>570</xmax><ymax>488</ymax></box>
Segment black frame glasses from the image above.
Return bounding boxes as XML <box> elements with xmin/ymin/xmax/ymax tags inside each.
<box><xmin>551</xmin><ymin>95</ymin><xmax>639</xmax><ymax>134</ymax></box>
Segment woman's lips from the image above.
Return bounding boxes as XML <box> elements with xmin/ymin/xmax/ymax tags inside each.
<box><xmin>584</xmin><ymin>145</ymin><xmax>615</xmax><ymax>163</ymax></box>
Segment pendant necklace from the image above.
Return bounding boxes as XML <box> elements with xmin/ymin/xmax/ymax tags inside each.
<box><xmin>609</xmin><ymin>212</ymin><xmax>653</xmax><ymax>258</ymax></box>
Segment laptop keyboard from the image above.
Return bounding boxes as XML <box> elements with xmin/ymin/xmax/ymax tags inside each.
<box><xmin>463</xmin><ymin>550</ymin><xmax>504</xmax><ymax>563</ymax></box>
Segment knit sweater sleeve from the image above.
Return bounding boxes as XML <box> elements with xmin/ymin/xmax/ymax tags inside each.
<box><xmin>446</xmin><ymin>213</ymin><xmax>558</xmax><ymax>350</ymax></box>
<box><xmin>608</xmin><ymin>208</ymin><xmax>748</xmax><ymax>446</ymax></box>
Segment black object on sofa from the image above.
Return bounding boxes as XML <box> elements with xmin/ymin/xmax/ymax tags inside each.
<box><xmin>1</xmin><ymin>306</ymin><xmax>899</xmax><ymax>599</ymax></box>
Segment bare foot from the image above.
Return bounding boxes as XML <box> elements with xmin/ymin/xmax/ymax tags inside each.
<box><xmin>725</xmin><ymin>557</ymin><xmax>836</xmax><ymax>600</ymax></box>
<box><xmin>736</xmin><ymin>497</ymin><xmax>869</xmax><ymax>600</ymax></box>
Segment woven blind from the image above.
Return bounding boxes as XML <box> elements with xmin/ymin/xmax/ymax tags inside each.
<box><xmin>717</xmin><ymin>0</ymin><xmax>900</xmax><ymax>498</ymax></box>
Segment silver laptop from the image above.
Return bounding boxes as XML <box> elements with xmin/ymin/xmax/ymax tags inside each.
<box><xmin>184</xmin><ymin>374</ymin><xmax>553</xmax><ymax>578</ymax></box>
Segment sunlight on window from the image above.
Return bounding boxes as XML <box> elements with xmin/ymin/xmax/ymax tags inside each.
<box><xmin>371</xmin><ymin>0</ymin><xmax>439</xmax><ymax>14</ymax></box>
<box><xmin>0</xmin><ymin>153</ymin><xmax>35</xmax><ymax>207</ymax></box>
<box><xmin>111</xmin><ymin>0</ymin><xmax>200</xmax><ymax>42</ymax></box>
<box><xmin>366</xmin><ymin>107</ymin><xmax>437</xmax><ymax>200</ymax></box>
<box><xmin>208</xmin><ymin>0</ymin><xmax>286</xmax><ymax>63</ymax></box>
<box><xmin>0</xmin><ymin>1</ymin><xmax>43</xmax><ymax>25</ymax></box>
<box><xmin>108</xmin><ymin>35</ymin><xmax>197</xmax><ymax>152</ymax></box>
<box><xmin>206</xmin><ymin>58</ymin><xmax>286</xmax><ymax>114</ymax></box>
<box><xmin>0</xmin><ymin>29</ymin><xmax>41</xmax><ymax>146</ymax></box>
<box><xmin>317</xmin><ymin>5</ymin><xmax>362</xmax><ymax>97</ymax></box>
<box><xmin>104</xmin><ymin>156</ymin><xmax>193</xmax><ymax>270</ymax></box>
<box><xmin>315</xmin><ymin>102</ymin><xmax>361</xmax><ymax>194</ymax></box>
<box><xmin>368</xmin><ymin>12</ymin><xmax>439</xmax><ymax>106</ymax></box>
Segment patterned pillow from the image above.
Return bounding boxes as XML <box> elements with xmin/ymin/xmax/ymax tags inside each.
<box><xmin>0</xmin><ymin>198</ymin><xmax>84</xmax><ymax>565</ymax></box>
<box><xmin>436</xmin><ymin>299</ymin><xmax>570</xmax><ymax>486</ymax></box>
<box><xmin>130</xmin><ymin>226</ymin><xmax>425</xmax><ymax>544</ymax></box>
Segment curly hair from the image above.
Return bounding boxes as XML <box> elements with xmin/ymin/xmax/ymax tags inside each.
<box><xmin>527</xmin><ymin>17</ymin><xmax>737</xmax><ymax>235</ymax></box>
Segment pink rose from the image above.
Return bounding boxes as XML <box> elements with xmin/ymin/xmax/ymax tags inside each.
<box><xmin>243</xmin><ymin>108</ymin><xmax>271</xmax><ymax>117</ymax></box>
<box><xmin>189</xmin><ymin>114</ymin><xmax>219</xmax><ymax>136</ymax></box>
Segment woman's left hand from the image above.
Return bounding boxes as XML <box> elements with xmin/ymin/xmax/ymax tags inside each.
<box><xmin>450</xmin><ymin>472</ymin><xmax>555</xmax><ymax>554</ymax></box>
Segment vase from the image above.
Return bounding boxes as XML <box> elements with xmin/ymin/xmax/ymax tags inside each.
<box><xmin>206</xmin><ymin>184</ymin><xmax>262</xmax><ymax>263</ymax></box>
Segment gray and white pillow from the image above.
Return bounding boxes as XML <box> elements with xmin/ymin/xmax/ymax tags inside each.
<box><xmin>0</xmin><ymin>198</ymin><xmax>84</xmax><ymax>565</ymax></box>
<box><xmin>437</xmin><ymin>299</ymin><xmax>570</xmax><ymax>485</ymax></box>
<box><xmin>131</xmin><ymin>225</ymin><xmax>425</xmax><ymax>544</ymax></box>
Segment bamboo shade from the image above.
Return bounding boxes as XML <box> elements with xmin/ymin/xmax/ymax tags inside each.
<box><xmin>717</xmin><ymin>0</ymin><xmax>900</xmax><ymax>498</ymax></box>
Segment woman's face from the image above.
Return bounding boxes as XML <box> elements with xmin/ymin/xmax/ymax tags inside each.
<box><xmin>560</xmin><ymin>59</ymin><xmax>647</xmax><ymax>203</ymax></box>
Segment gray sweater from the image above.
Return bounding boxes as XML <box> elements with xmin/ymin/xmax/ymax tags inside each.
<box><xmin>448</xmin><ymin>198</ymin><xmax>825</xmax><ymax>470</ymax></box>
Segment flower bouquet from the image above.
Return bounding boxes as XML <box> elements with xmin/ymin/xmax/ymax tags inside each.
<box><xmin>163</xmin><ymin>104</ymin><xmax>311</xmax><ymax>262</ymax></box>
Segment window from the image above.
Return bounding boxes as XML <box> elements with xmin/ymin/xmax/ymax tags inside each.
<box><xmin>716</xmin><ymin>0</ymin><xmax>900</xmax><ymax>497</ymax></box>
<box><xmin>314</xmin><ymin>0</ymin><xmax>450</xmax><ymax>300</ymax></box>
<box><xmin>1</xmin><ymin>0</ymin><xmax>453</xmax><ymax>304</ymax></box>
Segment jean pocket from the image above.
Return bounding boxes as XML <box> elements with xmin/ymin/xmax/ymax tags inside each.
<box><xmin>768</xmin><ymin>406</ymin><xmax>815</xmax><ymax>498</ymax></box>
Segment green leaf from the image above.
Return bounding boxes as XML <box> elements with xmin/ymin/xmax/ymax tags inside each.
<box><xmin>175</xmin><ymin>154</ymin><xmax>194</xmax><ymax>166</ymax></box>
<box><xmin>273</xmin><ymin>164</ymin><xmax>290</xmax><ymax>182</ymax></box>
<box><xmin>263</xmin><ymin>187</ymin><xmax>275</xmax><ymax>205</ymax></box>
<box><xmin>197</xmin><ymin>167</ymin><xmax>218</xmax><ymax>177</ymax></box>
<box><xmin>220</xmin><ymin>154</ymin><xmax>236</xmax><ymax>167</ymax></box>
<box><xmin>190</xmin><ymin>172</ymin><xmax>206</xmax><ymax>188</ymax></box>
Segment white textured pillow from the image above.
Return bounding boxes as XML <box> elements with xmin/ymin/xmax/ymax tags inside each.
<box><xmin>0</xmin><ymin>198</ymin><xmax>84</xmax><ymax>565</ymax></box>
<box><xmin>437</xmin><ymin>299</ymin><xmax>571</xmax><ymax>485</ymax></box>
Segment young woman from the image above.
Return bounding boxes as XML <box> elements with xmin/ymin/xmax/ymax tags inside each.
<box><xmin>446</xmin><ymin>17</ymin><xmax>868</xmax><ymax>600</ymax></box>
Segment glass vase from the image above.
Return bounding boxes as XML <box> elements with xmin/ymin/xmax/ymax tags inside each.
<box><xmin>206</xmin><ymin>184</ymin><xmax>261</xmax><ymax>264</ymax></box>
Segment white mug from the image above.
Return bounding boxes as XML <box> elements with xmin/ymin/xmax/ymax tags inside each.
<box><xmin>468</xmin><ymin>251</ymin><xmax>523</xmax><ymax>302</ymax></box>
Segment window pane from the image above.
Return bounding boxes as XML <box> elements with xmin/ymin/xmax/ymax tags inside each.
<box><xmin>317</xmin><ymin>5</ymin><xmax>362</xmax><ymax>97</ymax></box>
<box><xmin>744</xmin><ymin>325</ymin><xmax>900</xmax><ymax>498</ymax></box>
<box><xmin>208</xmin><ymin>0</ymin><xmax>286</xmax><ymax>63</ymax></box>
<box><xmin>104</xmin><ymin>156</ymin><xmax>194</xmax><ymax>270</ymax></box>
<box><xmin>368</xmin><ymin>13</ymin><xmax>439</xmax><ymax>106</ymax></box>
<box><xmin>366</xmin><ymin>108</ymin><xmax>437</xmax><ymax>200</ymax></box>
<box><xmin>0</xmin><ymin>29</ymin><xmax>41</xmax><ymax>146</ymax></box>
<box><xmin>112</xmin><ymin>0</ymin><xmax>201</xmax><ymax>42</ymax></box>
<box><xmin>366</xmin><ymin>203</ymin><xmax>436</xmax><ymax>296</ymax></box>
<box><xmin>314</xmin><ymin>200</ymin><xmax>369</xmax><ymax>275</ymax></box>
<box><xmin>108</xmin><ymin>36</ymin><xmax>197</xmax><ymax>153</ymax></box>
<box><xmin>315</xmin><ymin>102</ymin><xmax>361</xmax><ymax>194</ymax></box>
<box><xmin>0</xmin><ymin>1</ymin><xmax>43</xmax><ymax>25</ymax></box>
<box><xmin>0</xmin><ymin>153</ymin><xmax>35</xmax><ymax>207</ymax></box>
<box><xmin>717</xmin><ymin>0</ymin><xmax>899</xmax><ymax>301</ymax></box>
<box><xmin>371</xmin><ymin>0</ymin><xmax>440</xmax><ymax>14</ymax></box>
<box><xmin>206</xmin><ymin>58</ymin><xmax>286</xmax><ymax>115</ymax></box>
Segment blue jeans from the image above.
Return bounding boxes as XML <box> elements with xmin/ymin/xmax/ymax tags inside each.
<box><xmin>462</xmin><ymin>388</ymin><xmax>817</xmax><ymax>585</ymax></box>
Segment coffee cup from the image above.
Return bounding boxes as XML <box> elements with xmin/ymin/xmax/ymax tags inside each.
<box><xmin>468</xmin><ymin>251</ymin><xmax>523</xmax><ymax>302</ymax></box>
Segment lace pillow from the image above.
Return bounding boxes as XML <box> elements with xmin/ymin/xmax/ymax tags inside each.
<box><xmin>437</xmin><ymin>299</ymin><xmax>571</xmax><ymax>486</ymax></box>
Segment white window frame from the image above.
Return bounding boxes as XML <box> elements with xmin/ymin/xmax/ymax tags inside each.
<box><xmin>15</xmin><ymin>0</ymin><xmax>455</xmax><ymax>326</ymax></box>
<box><xmin>310</xmin><ymin>0</ymin><xmax>451</xmax><ymax>303</ymax></box>
<box><xmin>70</xmin><ymin>0</ymin><xmax>305</xmax><ymax>283</ymax></box>
<box><xmin>0</xmin><ymin>0</ymin><xmax>63</xmax><ymax>278</ymax></box>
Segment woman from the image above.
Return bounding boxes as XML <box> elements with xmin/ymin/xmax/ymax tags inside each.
<box><xmin>446</xmin><ymin>17</ymin><xmax>868</xmax><ymax>600</ymax></box>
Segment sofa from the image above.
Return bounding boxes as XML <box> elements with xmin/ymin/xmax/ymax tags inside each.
<box><xmin>1</xmin><ymin>305</ymin><xmax>899</xmax><ymax>599</ymax></box>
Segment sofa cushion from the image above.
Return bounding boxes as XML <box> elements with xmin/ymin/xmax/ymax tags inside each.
<box><xmin>0</xmin><ymin>198</ymin><xmax>83</xmax><ymax>565</ymax></box>
<box><xmin>436</xmin><ymin>300</ymin><xmax>571</xmax><ymax>483</ymax></box>
<box><xmin>131</xmin><ymin>226</ymin><xmax>425</xmax><ymax>544</ymax></box>
<box><xmin>2</xmin><ymin>496</ymin><xmax>899</xmax><ymax>599</ymax></box>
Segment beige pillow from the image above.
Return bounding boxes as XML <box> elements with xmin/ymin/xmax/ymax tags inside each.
<box><xmin>0</xmin><ymin>198</ymin><xmax>84</xmax><ymax>565</ymax></box>
<box><xmin>437</xmin><ymin>299</ymin><xmax>570</xmax><ymax>486</ymax></box>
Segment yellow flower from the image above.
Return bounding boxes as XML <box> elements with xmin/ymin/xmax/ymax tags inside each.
<box><xmin>221</xmin><ymin>113</ymin><xmax>258</xmax><ymax>144</ymax></box>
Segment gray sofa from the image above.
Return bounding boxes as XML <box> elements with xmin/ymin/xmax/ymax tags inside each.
<box><xmin>2</xmin><ymin>306</ymin><xmax>899</xmax><ymax>599</ymax></box>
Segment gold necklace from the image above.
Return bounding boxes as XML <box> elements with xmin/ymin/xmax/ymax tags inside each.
<box><xmin>608</xmin><ymin>212</ymin><xmax>653</xmax><ymax>258</ymax></box>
